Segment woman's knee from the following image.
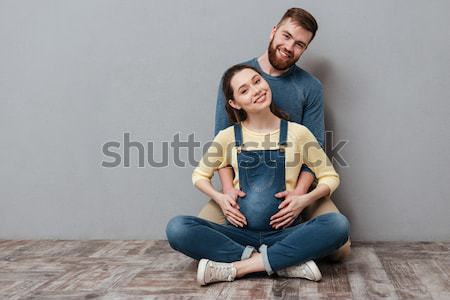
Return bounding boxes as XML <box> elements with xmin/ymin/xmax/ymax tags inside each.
<box><xmin>320</xmin><ymin>212</ymin><xmax>350</xmax><ymax>246</ymax></box>
<box><xmin>165</xmin><ymin>215</ymin><xmax>195</xmax><ymax>248</ymax></box>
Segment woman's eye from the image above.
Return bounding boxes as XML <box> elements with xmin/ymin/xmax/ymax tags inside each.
<box><xmin>255</xmin><ymin>79</ymin><xmax>260</xmax><ymax>84</ymax></box>
<box><xmin>241</xmin><ymin>89</ymin><xmax>248</xmax><ymax>94</ymax></box>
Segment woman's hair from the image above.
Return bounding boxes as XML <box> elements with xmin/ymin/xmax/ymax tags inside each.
<box><xmin>221</xmin><ymin>64</ymin><xmax>288</xmax><ymax>123</ymax></box>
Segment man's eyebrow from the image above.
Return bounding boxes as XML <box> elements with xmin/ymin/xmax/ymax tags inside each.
<box><xmin>238</xmin><ymin>75</ymin><xmax>260</xmax><ymax>90</ymax></box>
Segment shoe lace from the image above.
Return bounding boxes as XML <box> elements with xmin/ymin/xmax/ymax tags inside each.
<box><xmin>210</xmin><ymin>264</ymin><xmax>234</xmax><ymax>281</ymax></box>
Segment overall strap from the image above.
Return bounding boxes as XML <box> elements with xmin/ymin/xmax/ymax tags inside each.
<box><xmin>234</xmin><ymin>123</ymin><xmax>243</xmax><ymax>148</ymax></box>
<box><xmin>278</xmin><ymin>119</ymin><xmax>288</xmax><ymax>147</ymax></box>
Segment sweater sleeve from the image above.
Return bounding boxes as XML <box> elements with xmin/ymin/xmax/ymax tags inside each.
<box><xmin>192</xmin><ymin>129</ymin><xmax>232</xmax><ymax>186</ymax></box>
<box><xmin>300</xmin><ymin>80</ymin><xmax>324</xmax><ymax>176</ymax></box>
<box><xmin>298</xmin><ymin>126</ymin><xmax>340</xmax><ymax>195</ymax></box>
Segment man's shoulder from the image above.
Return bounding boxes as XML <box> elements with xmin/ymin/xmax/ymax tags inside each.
<box><xmin>290</xmin><ymin>65</ymin><xmax>322</xmax><ymax>88</ymax></box>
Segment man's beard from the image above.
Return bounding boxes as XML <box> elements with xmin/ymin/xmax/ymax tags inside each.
<box><xmin>267</xmin><ymin>39</ymin><xmax>298</xmax><ymax>71</ymax></box>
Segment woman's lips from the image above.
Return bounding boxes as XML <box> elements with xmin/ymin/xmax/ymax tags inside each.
<box><xmin>253</xmin><ymin>93</ymin><xmax>266</xmax><ymax>104</ymax></box>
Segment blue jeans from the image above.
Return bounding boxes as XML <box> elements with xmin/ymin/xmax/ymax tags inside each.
<box><xmin>166</xmin><ymin>212</ymin><xmax>350</xmax><ymax>275</ymax></box>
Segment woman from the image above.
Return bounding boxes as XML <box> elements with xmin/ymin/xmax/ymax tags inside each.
<box><xmin>166</xmin><ymin>64</ymin><xmax>349</xmax><ymax>286</ymax></box>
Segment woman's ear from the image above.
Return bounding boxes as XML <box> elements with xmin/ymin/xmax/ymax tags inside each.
<box><xmin>228</xmin><ymin>99</ymin><xmax>241</xmax><ymax>110</ymax></box>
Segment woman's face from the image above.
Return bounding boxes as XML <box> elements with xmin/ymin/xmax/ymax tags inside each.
<box><xmin>228</xmin><ymin>68</ymin><xmax>272</xmax><ymax>114</ymax></box>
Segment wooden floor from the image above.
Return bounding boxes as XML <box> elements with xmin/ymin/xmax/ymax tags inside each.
<box><xmin>0</xmin><ymin>240</ymin><xmax>449</xmax><ymax>299</ymax></box>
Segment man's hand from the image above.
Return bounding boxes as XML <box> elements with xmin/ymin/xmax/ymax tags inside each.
<box><xmin>223</xmin><ymin>187</ymin><xmax>246</xmax><ymax>210</ymax></box>
<box><xmin>214</xmin><ymin>192</ymin><xmax>247</xmax><ymax>228</ymax></box>
<box><xmin>270</xmin><ymin>191</ymin><xmax>310</xmax><ymax>229</ymax></box>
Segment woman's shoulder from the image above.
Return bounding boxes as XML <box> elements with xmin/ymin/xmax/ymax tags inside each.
<box><xmin>214</xmin><ymin>125</ymin><xmax>236</xmax><ymax>143</ymax></box>
<box><xmin>287</xmin><ymin>121</ymin><xmax>315</xmax><ymax>141</ymax></box>
<box><xmin>287</xmin><ymin>121</ymin><xmax>308</xmax><ymax>134</ymax></box>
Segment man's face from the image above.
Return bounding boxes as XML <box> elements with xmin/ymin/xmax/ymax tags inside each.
<box><xmin>268</xmin><ymin>19</ymin><xmax>313</xmax><ymax>71</ymax></box>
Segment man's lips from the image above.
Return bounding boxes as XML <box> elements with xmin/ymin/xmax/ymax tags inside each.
<box><xmin>278</xmin><ymin>48</ymin><xmax>292</xmax><ymax>59</ymax></box>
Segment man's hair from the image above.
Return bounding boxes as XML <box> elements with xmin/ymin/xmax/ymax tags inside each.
<box><xmin>277</xmin><ymin>8</ymin><xmax>318</xmax><ymax>42</ymax></box>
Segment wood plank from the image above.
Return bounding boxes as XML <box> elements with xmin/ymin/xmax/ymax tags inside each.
<box><xmin>369</xmin><ymin>241</ymin><xmax>449</xmax><ymax>260</ymax></box>
<box><xmin>0</xmin><ymin>240</ymin><xmax>448</xmax><ymax>299</ymax></box>
<box><xmin>379</xmin><ymin>258</ymin><xmax>433</xmax><ymax>299</ymax></box>
<box><xmin>345</xmin><ymin>247</ymin><xmax>398</xmax><ymax>299</ymax></box>
<box><xmin>317</xmin><ymin>260</ymin><xmax>353</xmax><ymax>299</ymax></box>
<box><xmin>409</xmin><ymin>259</ymin><xmax>450</xmax><ymax>299</ymax></box>
<box><xmin>224</xmin><ymin>275</ymin><xmax>273</xmax><ymax>300</ymax></box>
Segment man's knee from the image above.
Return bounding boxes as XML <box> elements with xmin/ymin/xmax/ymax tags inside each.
<box><xmin>198</xmin><ymin>199</ymin><xmax>226</xmax><ymax>224</ymax></box>
<box><xmin>328</xmin><ymin>238</ymin><xmax>352</xmax><ymax>262</ymax></box>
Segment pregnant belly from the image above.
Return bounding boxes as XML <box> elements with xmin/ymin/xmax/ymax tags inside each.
<box><xmin>238</xmin><ymin>191</ymin><xmax>281</xmax><ymax>231</ymax></box>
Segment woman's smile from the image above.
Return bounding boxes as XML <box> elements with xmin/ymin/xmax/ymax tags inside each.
<box><xmin>253</xmin><ymin>93</ymin><xmax>267</xmax><ymax>104</ymax></box>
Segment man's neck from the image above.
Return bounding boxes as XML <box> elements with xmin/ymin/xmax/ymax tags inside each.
<box><xmin>257</xmin><ymin>52</ymin><xmax>289</xmax><ymax>77</ymax></box>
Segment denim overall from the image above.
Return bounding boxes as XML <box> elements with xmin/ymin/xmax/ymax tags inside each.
<box><xmin>233</xmin><ymin>119</ymin><xmax>288</xmax><ymax>231</ymax></box>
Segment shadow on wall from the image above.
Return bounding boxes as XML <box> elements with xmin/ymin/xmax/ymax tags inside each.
<box><xmin>303</xmin><ymin>57</ymin><xmax>356</xmax><ymax>220</ymax></box>
<box><xmin>305</xmin><ymin>57</ymin><xmax>338</xmax><ymax>155</ymax></box>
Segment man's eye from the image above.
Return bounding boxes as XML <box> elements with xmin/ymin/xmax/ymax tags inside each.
<box><xmin>283</xmin><ymin>34</ymin><xmax>289</xmax><ymax>40</ymax></box>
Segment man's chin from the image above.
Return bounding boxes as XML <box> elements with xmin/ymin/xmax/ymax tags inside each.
<box><xmin>270</xmin><ymin>56</ymin><xmax>296</xmax><ymax>71</ymax></box>
<box><xmin>271</xmin><ymin>61</ymin><xmax>293</xmax><ymax>71</ymax></box>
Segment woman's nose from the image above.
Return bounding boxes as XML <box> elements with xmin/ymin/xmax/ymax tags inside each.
<box><xmin>251</xmin><ymin>85</ymin><xmax>261</xmax><ymax>94</ymax></box>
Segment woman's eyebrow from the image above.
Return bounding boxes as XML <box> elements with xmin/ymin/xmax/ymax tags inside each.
<box><xmin>238</xmin><ymin>75</ymin><xmax>259</xmax><ymax>90</ymax></box>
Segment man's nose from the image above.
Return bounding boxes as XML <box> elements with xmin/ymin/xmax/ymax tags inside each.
<box><xmin>284</xmin><ymin>40</ymin><xmax>295</xmax><ymax>53</ymax></box>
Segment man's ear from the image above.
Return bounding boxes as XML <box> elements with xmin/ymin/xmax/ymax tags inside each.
<box><xmin>270</xmin><ymin>26</ymin><xmax>277</xmax><ymax>40</ymax></box>
<box><xmin>228</xmin><ymin>99</ymin><xmax>241</xmax><ymax>110</ymax></box>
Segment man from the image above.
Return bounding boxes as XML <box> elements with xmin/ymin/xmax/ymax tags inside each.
<box><xmin>198</xmin><ymin>7</ymin><xmax>351</xmax><ymax>267</ymax></box>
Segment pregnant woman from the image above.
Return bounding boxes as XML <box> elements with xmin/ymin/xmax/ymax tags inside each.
<box><xmin>166</xmin><ymin>64</ymin><xmax>349</xmax><ymax>286</ymax></box>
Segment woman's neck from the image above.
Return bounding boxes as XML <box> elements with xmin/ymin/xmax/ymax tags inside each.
<box><xmin>242</xmin><ymin>110</ymin><xmax>280</xmax><ymax>133</ymax></box>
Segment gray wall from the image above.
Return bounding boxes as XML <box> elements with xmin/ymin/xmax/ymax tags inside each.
<box><xmin>1</xmin><ymin>0</ymin><xmax>449</xmax><ymax>241</ymax></box>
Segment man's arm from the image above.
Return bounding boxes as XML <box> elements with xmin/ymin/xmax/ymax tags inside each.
<box><xmin>293</xmin><ymin>171</ymin><xmax>315</xmax><ymax>195</ymax></box>
<box><xmin>296</xmin><ymin>81</ymin><xmax>325</xmax><ymax>191</ymax></box>
<box><xmin>302</xmin><ymin>82</ymin><xmax>325</xmax><ymax>148</ymax></box>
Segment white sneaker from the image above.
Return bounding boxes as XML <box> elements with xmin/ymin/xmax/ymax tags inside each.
<box><xmin>276</xmin><ymin>260</ymin><xmax>322</xmax><ymax>281</ymax></box>
<box><xmin>197</xmin><ymin>259</ymin><xmax>237</xmax><ymax>286</ymax></box>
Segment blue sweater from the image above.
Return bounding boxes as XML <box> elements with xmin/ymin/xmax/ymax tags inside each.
<box><xmin>214</xmin><ymin>57</ymin><xmax>325</xmax><ymax>174</ymax></box>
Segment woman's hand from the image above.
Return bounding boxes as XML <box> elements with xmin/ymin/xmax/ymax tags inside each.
<box><xmin>214</xmin><ymin>193</ymin><xmax>247</xmax><ymax>228</ymax></box>
<box><xmin>270</xmin><ymin>191</ymin><xmax>310</xmax><ymax>229</ymax></box>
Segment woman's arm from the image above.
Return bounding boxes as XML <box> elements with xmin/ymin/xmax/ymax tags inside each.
<box><xmin>195</xmin><ymin>179</ymin><xmax>247</xmax><ymax>227</ymax></box>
